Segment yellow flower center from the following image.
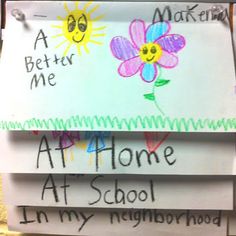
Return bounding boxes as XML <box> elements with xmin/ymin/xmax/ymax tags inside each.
<box><xmin>139</xmin><ymin>43</ymin><xmax>162</xmax><ymax>64</ymax></box>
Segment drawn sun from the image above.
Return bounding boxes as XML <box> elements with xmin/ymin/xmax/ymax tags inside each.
<box><xmin>52</xmin><ymin>1</ymin><xmax>106</xmax><ymax>56</ymax></box>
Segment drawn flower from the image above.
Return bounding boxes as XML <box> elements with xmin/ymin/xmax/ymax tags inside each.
<box><xmin>110</xmin><ymin>20</ymin><xmax>186</xmax><ymax>83</ymax></box>
<box><xmin>84</xmin><ymin>131</ymin><xmax>111</xmax><ymax>153</ymax></box>
<box><xmin>51</xmin><ymin>131</ymin><xmax>80</xmax><ymax>148</ymax></box>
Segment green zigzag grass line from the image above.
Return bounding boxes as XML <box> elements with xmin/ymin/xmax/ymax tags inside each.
<box><xmin>0</xmin><ymin>115</ymin><xmax>236</xmax><ymax>131</ymax></box>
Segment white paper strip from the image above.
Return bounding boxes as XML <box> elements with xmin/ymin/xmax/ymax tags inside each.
<box><xmin>3</xmin><ymin>174</ymin><xmax>233</xmax><ymax>210</ymax></box>
<box><xmin>0</xmin><ymin>0</ymin><xmax>1</xmax><ymax>41</ymax></box>
<box><xmin>0</xmin><ymin>131</ymin><xmax>235</xmax><ymax>175</ymax></box>
<box><xmin>4</xmin><ymin>0</ymin><xmax>235</xmax><ymax>2</ymax></box>
<box><xmin>0</xmin><ymin>2</ymin><xmax>235</xmax><ymax>132</ymax></box>
<box><xmin>228</xmin><ymin>212</ymin><xmax>236</xmax><ymax>236</ymax></box>
<box><xmin>7</xmin><ymin>206</ymin><xmax>227</xmax><ymax>236</ymax></box>
<box><xmin>233</xmin><ymin>4</ymin><xmax>236</xmax><ymax>52</ymax></box>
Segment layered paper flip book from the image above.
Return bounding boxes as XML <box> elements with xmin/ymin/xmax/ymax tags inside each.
<box><xmin>1</xmin><ymin>2</ymin><xmax>236</xmax><ymax>236</ymax></box>
<box><xmin>0</xmin><ymin>1</ymin><xmax>235</xmax><ymax>132</ymax></box>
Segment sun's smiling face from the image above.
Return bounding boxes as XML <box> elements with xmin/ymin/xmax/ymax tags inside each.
<box><xmin>64</xmin><ymin>11</ymin><xmax>92</xmax><ymax>44</ymax></box>
<box><xmin>52</xmin><ymin>2</ymin><xmax>106</xmax><ymax>56</ymax></box>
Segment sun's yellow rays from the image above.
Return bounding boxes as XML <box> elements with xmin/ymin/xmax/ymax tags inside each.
<box><xmin>77</xmin><ymin>46</ymin><xmax>82</xmax><ymax>56</ymax></box>
<box><xmin>52</xmin><ymin>33</ymin><xmax>64</xmax><ymax>38</ymax></box>
<box><xmin>52</xmin><ymin>1</ymin><xmax>106</xmax><ymax>56</ymax></box>
<box><xmin>64</xmin><ymin>42</ymin><xmax>73</xmax><ymax>56</ymax></box>
<box><xmin>63</xmin><ymin>140</ymin><xmax>87</xmax><ymax>162</ymax></box>
<box><xmin>87</xmin><ymin>5</ymin><xmax>99</xmax><ymax>15</ymax></box>
<box><xmin>92</xmin><ymin>14</ymin><xmax>105</xmax><ymax>22</ymax></box>
<box><xmin>88</xmin><ymin>153</ymin><xmax>103</xmax><ymax>167</ymax></box>
<box><xmin>64</xmin><ymin>3</ymin><xmax>71</xmax><ymax>14</ymax></box>
<box><xmin>88</xmin><ymin>153</ymin><xmax>93</xmax><ymax>166</ymax></box>
<box><xmin>74</xmin><ymin>2</ymin><xmax>79</xmax><ymax>9</ymax></box>
<box><xmin>55</xmin><ymin>39</ymin><xmax>68</xmax><ymax>49</ymax></box>
<box><xmin>51</xmin><ymin>25</ymin><xmax>63</xmax><ymax>29</ymax></box>
<box><xmin>84</xmin><ymin>45</ymin><xmax>90</xmax><ymax>54</ymax></box>
<box><xmin>91</xmin><ymin>33</ymin><xmax>106</xmax><ymax>37</ymax></box>
<box><xmin>75</xmin><ymin>141</ymin><xmax>87</xmax><ymax>150</ymax></box>
<box><xmin>64</xmin><ymin>149</ymin><xmax>75</xmax><ymax>162</ymax></box>
<box><xmin>89</xmin><ymin>39</ymin><xmax>103</xmax><ymax>45</ymax></box>
<box><xmin>83</xmin><ymin>1</ymin><xmax>93</xmax><ymax>12</ymax></box>
<box><xmin>57</xmin><ymin>16</ymin><xmax>65</xmax><ymax>21</ymax></box>
<box><xmin>93</xmin><ymin>26</ymin><xmax>107</xmax><ymax>31</ymax></box>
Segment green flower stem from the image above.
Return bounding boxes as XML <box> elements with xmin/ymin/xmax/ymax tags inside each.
<box><xmin>152</xmin><ymin>83</ymin><xmax>165</xmax><ymax>116</ymax></box>
<box><xmin>153</xmin><ymin>66</ymin><xmax>165</xmax><ymax>116</ymax></box>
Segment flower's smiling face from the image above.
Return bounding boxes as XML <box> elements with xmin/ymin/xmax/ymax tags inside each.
<box><xmin>139</xmin><ymin>43</ymin><xmax>162</xmax><ymax>64</ymax></box>
<box><xmin>63</xmin><ymin>10</ymin><xmax>92</xmax><ymax>44</ymax></box>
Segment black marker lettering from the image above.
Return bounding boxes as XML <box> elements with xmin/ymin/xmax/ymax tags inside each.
<box><xmin>36</xmin><ymin>135</ymin><xmax>53</xmax><ymax>169</ymax></box>
<box><xmin>61</xmin><ymin>174</ymin><xmax>70</xmax><ymax>205</ymax></box>
<box><xmin>174</xmin><ymin>11</ymin><xmax>184</xmax><ymax>22</ymax></box>
<box><xmin>115</xmin><ymin>179</ymin><xmax>125</xmax><ymax>204</ymax></box>
<box><xmin>55</xmin><ymin>135</ymin><xmax>74</xmax><ymax>168</ymax></box>
<box><xmin>19</xmin><ymin>206</ymin><xmax>35</xmax><ymax>224</ymax></box>
<box><xmin>61</xmin><ymin>57</ymin><xmax>68</xmax><ymax>66</ymax></box>
<box><xmin>138</xmin><ymin>190</ymin><xmax>148</xmax><ymax>202</ymax></box>
<box><xmin>143</xmin><ymin>209</ymin><xmax>153</xmax><ymax>222</ymax></box>
<box><xmin>48</xmin><ymin>73</ymin><xmax>56</xmax><ymax>86</ymax></box>
<box><xmin>213</xmin><ymin>211</ymin><xmax>222</xmax><ymax>226</ymax></box>
<box><xmin>53</xmin><ymin>54</ymin><xmax>60</xmax><ymax>64</ymax></box>
<box><xmin>197</xmin><ymin>215</ymin><xmax>203</xmax><ymax>224</ymax></box>
<box><xmin>110</xmin><ymin>211</ymin><xmax>120</xmax><ymax>224</ymax></box>
<box><xmin>186</xmin><ymin>210</ymin><xmax>196</xmax><ymax>226</ymax></box>
<box><xmin>164</xmin><ymin>146</ymin><xmax>176</xmax><ymax>165</ymax></box>
<box><xmin>79</xmin><ymin>213</ymin><xmax>94</xmax><ymax>232</ymax></box>
<box><xmin>89</xmin><ymin>175</ymin><xmax>103</xmax><ymax>205</ymax></box>
<box><xmin>166</xmin><ymin>213</ymin><xmax>174</xmax><ymax>224</ymax></box>
<box><xmin>104</xmin><ymin>190</ymin><xmax>114</xmax><ymax>204</ymax></box>
<box><xmin>36</xmin><ymin>210</ymin><xmax>49</xmax><ymax>223</ymax></box>
<box><xmin>198</xmin><ymin>11</ymin><xmax>206</xmax><ymax>22</ymax></box>
<box><xmin>95</xmin><ymin>136</ymin><xmax>115</xmax><ymax>171</ymax></box>
<box><xmin>186</xmin><ymin>4</ymin><xmax>198</xmax><ymax>22</ymax></box>
<box><xmin>136</xmin><ymin>150</ymin><xmax>159</xmax><ymax>168</ymax></box>
<box><xmin>43</xmin><ymin>54</ymin><xmax>50</xmax><ymax>68</ymax></box>
<box><xmin>154</xmin><ymin>210</ymin><xmax>164</xmax><ymax>223</ymax></box>
<box><xmin>41</xmin><ymin>174</ymin><xmax>59</xmax><ymax>203</ymax></box>
<box><xmin>34</xmin><ymin>29</ymin><xmax>48</xmax><ymax>50</ymax></box>
<box><xmin>118</xmin><ymin>148</ymin><xmax>133</xmax><ymax>166</ymax></box>
<box><xmin>30</xmin><ymin>73</ymin><xmax>46</xmax><ymax>89</ymax></box>
<box><xmin>152</xmin><ymin>6</ymin><xmax>172</xmax><ymax>23</ymax></box>
<box><xmin>36</xmin><ymin>58</ymin><xmax>43</xmax><ymax>70</ymax></box>
<box><xmin>58</xmin><ymin>209</ymin><xmax>96</xmax><ymax>232</ymax></box>
<box><xmin>175</xmin><ymin>212</ymin><xmax>186</xmax><ymax>224</ymax></box>
<box><xmin>25</xmin><ymin>56</ymin><xmax>34</xmax><ymax>72</ymax></box>
<box><xmin>150</xmin><ymin>180</ymin><xmax>155</xmax><ymax>202</ymax></box>
<box><xmin>204</xmin><ymin>214</ymin><xmax>211</xmax><ymax>224</ymax></box>
<box><xmin>133</xmin><ymin>210</ymin><xmax>142</xmax><ymax>227</ymax></box>
<box><xmin>59</xmin><ymin>209</ymin><xmax>78</xmax><ymax>222</ymax></box>
<box><xmin>127</xmin><ymin>190</ymin><xmax>137</xmax><ymax>203</ymax></box>
<box><xmin>67</xmin><ymin>54</ymin><xmax>75</xmax><ymax>65</ymax></box>
<box><xmin>164</xmin><ymin>146</ymin><xmax>176</xmax><ymax>166</ymax></box>
<box><xmin>121</xmin><ymin>211</ymin><xmax>128</xmax><ymax>221</ymax></box>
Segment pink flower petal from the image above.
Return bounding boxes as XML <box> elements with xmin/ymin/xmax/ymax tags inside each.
<box><xmin>129</xmin><ymin>19</ymin><xmax>146</xmax><ymax>49</ymax></box>
<box><xmin>110</xmin><ymin>36</ymin><xmax>138</xmax><ymax>61</ymax></box>
<box><xmin>118</xmin><ymin>56</ymin><xmax>143</xmax><ymax>77</ymax></box>
<box><xmin>158</xmin><ymin>50</ymin><xmax>178</xmax><ymax>68</ymax></box>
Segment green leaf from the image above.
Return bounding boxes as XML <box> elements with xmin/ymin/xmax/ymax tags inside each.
<box><xmin>154</xmin><ymin>79</ymin><xmax>170</xmax><ymax>87</ymax></box>
<box><xmin>144</xmin><ymin>93</ymin><xmax>155</xmax><ymax>101</ymax></box>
